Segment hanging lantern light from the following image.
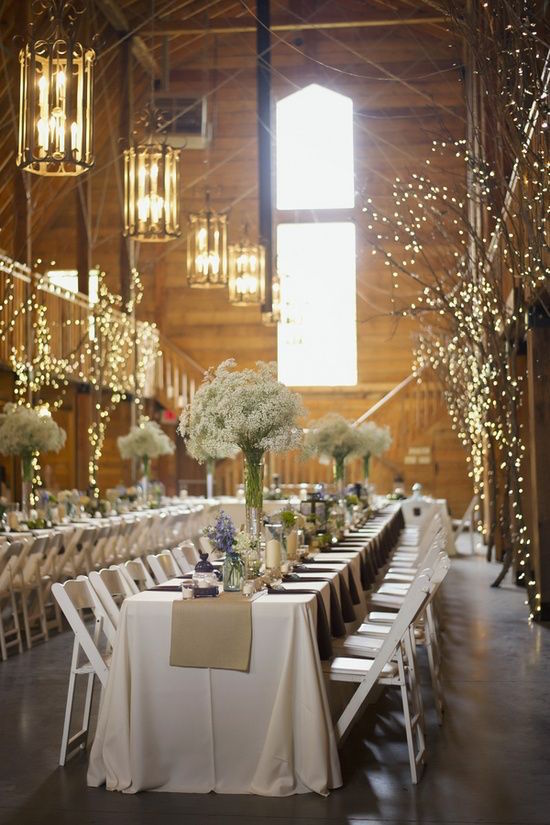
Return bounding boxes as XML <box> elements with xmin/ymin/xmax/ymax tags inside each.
<box><xmin>228</xmin><ymin>228</ymin><xmax>265</xmax><ymax>306</ymax></box>
<box><xmin>187</xmin><ymin>192</ymin><xmax>228</xmax><ymax>287</ymax></box>
<box><xmin>124</xmin><ymin>104</ymin><xmax>181</xmax><ymax>242</ymax></box>
<box><xmin>17</xmin><ymin>0</ymin><xmax>95</xmax><ymax>176</ymax></box>
<box><xmin>261</xmin><ymin>271</ymin><xmax>282</xmax><ymax>325</ymax></box>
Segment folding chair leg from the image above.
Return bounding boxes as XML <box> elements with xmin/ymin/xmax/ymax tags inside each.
<box><xmin>335</xmin><ymin>682</ymin><xmax>371</xmax><ymax>745</ymax></box>
<box><xmin>425</xmin><ymin>605</ymin><xmax>444</xmax><ymax>723</ymax></box>
<box><xmin>11</xmin><ymin>589</ymin><xmax>23</xmax><ymax>654</ymax></box>
<box><xmin>20</xmin><ymin>588</ymin><xmax>32</xmax><ymax>650</ymax></box>
<box><xmin>0</xmin><ymin>611</ymin><xmax>7</xmax><ymax>661</ymax></box>
<box><xmin>59</xmin><ymin>657</ymin><xmax>78</xmax><ymax>766</ymax></box>
<box><xmin>59</xmin><ymin>638</ymin><xmax>95</xmax><ymax>766</ymax></box>
<box><xmin>396</xmin><ymin>645</ymin><xmax>425</xmax><ymax>784</ymax></box>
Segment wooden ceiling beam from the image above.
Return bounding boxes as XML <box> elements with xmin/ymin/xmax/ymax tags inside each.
<box><xmin>94</xmin><ymin>0</ymin><xmax>158</xmax><ymax>75</ymax></box>
<box><xmin>150</xmin><ymin>16</ymin><xmax>447</xmax><ymax>36</ymax></box>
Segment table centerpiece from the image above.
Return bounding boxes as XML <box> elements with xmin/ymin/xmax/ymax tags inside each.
<box><xmin>303</xmin><ymin>413</ymin><xmax>363</xmax><ymax>497</ymax></box>
<box><xmin>118</xmin><ymin>419</ymin><xmax>175</xmax><ymax>501</ymax></box>
<box><xmin>178</xmin><ymin>359</ymin><xmax>304</xmax><ymax>540</ymax></box>
<box><xmin>0</xmin><ymin>403</ymin><xmax>66</xmax><ymax>516</ymax></box>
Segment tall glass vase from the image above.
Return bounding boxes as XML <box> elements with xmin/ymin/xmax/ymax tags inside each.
<box><xmin>142</xmin><ymin>455</ymin><xmax>150</xmax><ymax>503</ymax></box>
<box><xmin>244</xmin><ymin>454</ymin><xmax>264</xmax><ymax>541</ymax></box>
<box><xmin>206</xmin><ymin>459</ymin><xmax>215</xmax><ymax>499</ymax></box>
<box><xmin>21</xmin><ymin>453</ymin><xmax>33</xmax><ymax>518</ymax></box>
<box><xmin>333</xmin><ymin>458</ymin><xmax>345</xmax><ymax>498</ymax></box>
<box><xmin>363</xmin><ymin>453</ymin><xmax>371</xmax><ymax>488</ymax></box>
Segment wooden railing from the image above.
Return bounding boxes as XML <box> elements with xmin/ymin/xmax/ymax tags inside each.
<box><xmin>0</xmin><ymin>251</ymin><xmax>204</xmax><ymax>412</ymax></box>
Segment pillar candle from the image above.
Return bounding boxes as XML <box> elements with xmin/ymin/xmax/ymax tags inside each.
<box><xmin>266</xmin><ymin>539</ymin><xmax>281</xmax><ymax>570</ymax></box>
<box><xmin>286</xmin><ymin>529</ymin><xmax>298</xmax><ymax>560</ymax></box>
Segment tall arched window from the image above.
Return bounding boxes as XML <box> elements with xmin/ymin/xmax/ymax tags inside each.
<box><xmin>276</xmin><ymin>84</ymin><xmax>357</xmax><ymax>386</ymax></box>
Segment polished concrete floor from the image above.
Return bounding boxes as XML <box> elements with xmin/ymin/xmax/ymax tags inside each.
<box><xmin>1</xmin><ymin>547</ymin><xmax>549</xmax><ymax>825</ymax></box>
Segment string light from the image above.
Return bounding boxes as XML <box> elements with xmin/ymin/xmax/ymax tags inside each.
<box><xmin>361</xmin><ymin>1</ymin><xmax>547</xmax><ymax>620</ymax></box>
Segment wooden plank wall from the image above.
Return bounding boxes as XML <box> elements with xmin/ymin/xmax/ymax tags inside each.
<box><xmin>0</xmin><ymin>3</ymin><xmax>473</xmax><ymax>512</ymax></box>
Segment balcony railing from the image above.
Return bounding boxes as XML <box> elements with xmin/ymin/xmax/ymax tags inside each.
<box><xmin>0</xmin><ymin>251</ymin><xmax>204</xmax><ymax>411</ymax></box>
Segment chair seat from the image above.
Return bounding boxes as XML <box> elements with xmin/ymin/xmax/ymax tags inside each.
<box><xmin>369</xmin><ymin>609</ymin><xmax>399</xmax><ymax>623</ymax></box>
<box><xmin>370</xmin><ymin>593</ymin><xmax>405</xmax><ymax>608</ymax></box>
<box><xmin>378</xmin><ymin>582</ymin><xmax>410</xmax><ymax>595</ymax></box>
<box><xmin>334</xmin><ymin>634</ymin><xmax>384</xmax><ymax>655</ymax></box>
<box><xmin>385</xmin><ymin>571</ymin><xmax>416</xmax><ymax>582</ymax></box>
<box><xmin>324</xmin><ymin>655</ymin><xmax>398</xmax><ymax>680</ymax></box>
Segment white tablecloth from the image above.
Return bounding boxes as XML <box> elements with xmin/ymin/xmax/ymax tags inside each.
<box><xmin>215</xmin><ymin>498</ymin><xmax>290</xmax><ymax>528</ymax></box>
<box><xmin>88</xmin><ymin>584</ymin><xmax>342</xmax><ymax>796</ymax></box>
<box><xmin>401</xmin><ymin>497</ymin><xmax>456</xmax><ymax>556</ymax></box>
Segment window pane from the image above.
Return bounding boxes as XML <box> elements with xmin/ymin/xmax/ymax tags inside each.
<box><xmin>46</xmin><ymin>269</ymin><xmax>98</xmax><ymax>304</ymax></box>
<box><xmin>277</xmin><ymin>223</ymin><xmax>357</xmax><ymax>387</ymax></box>
<box><xmin>276</xmin><ymin>84</ymin><xmax>354</xmax><ymax>210</ymax></box>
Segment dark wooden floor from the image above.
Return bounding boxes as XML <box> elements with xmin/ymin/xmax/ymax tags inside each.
<box><xmin>1</xmin><ymin>547</ymin><xmax>549</xmax><ymax>825</ymax></box>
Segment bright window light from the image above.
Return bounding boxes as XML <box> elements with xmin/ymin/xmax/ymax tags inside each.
<box><xmin>276</xmin><ymin>84</ymin><xmax>354</xmax><ymax>210</ymax></box>
<box><xmin>46</xmin><ymin>269</ymin><xmax>99</xmax><ymax>339</ymax></box>
<box><xmin>46</xmin><ymin>269</ymin><xmax>98</xmax><ymax>304</ymax></box>
<box><xmin>277</xmin><ymin>222</ymin><xmax>357</xmax><ymax>387</ymax></box>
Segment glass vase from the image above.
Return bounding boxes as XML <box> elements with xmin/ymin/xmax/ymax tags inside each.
<box><xmin>223</xmin><ymin>552</ymin><xmax>244</xmax><ymax>592</ymax></box>
<box><xmin>244</xmin><ymin>455</ymin><xmax>264</xmax><ymax>540</ymax></box>
<box><xmin>333</xmin><ymin>458</ymin><xmax>345</xmax><ymax>498</ymax></box>
<box><xmin>363</xmin><ymin>453</ymin><xmax>370</xmax><ymax>488</ymax></box>
<box><xmin>141</xmin><ymin>456</ymin><xmax>150</xmax><ymax>503</ymax></box>
<box><xmin>21</xmin><ymin>454</ymin><xmax>33</xmax><ymax>518</ymax></box>
<box><xmin>206</xmin><ymin>459</ymin><xmax>215</xmax><ymax>499</ymax></box>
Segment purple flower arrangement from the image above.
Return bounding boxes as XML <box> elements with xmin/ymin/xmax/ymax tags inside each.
<box><xmin>204</xmin><ymin>509</ymin><xmax>237</xmax><ymax>555</ymax></box>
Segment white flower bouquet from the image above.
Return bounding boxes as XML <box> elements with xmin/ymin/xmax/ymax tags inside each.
<box><xmin>356</xmin><ymin>421</ymin><xmax>392</xmax><ymax>478</ymax></box>
<box><xmin>303</xmin><ymin>413</ymin><xmax>363</xmax><ymax>484</ymax></box>
<box><xmin>117</xmin><ymin>419</ymin><xmax>175</xmax><ymax>478</ymax></box>
<box><xmin>0</xmin><ymin>403</ymin><xmax>66</xmax><ymax>512</ymax></box>
<box><xmin>179</xmin><ymin>360</ymin><xmax>304</xmax><ymax>533</ymax></box>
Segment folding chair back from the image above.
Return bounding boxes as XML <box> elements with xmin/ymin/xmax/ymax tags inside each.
<box><xmin>121</xmin><ymin>557</ymin><xmax>155</xmax><ymax>592</ymax></box>
<box><xmin>172</xmin><ymin>540</ymin><xmax>199</xmax><ymax>574</ymax></box>
<box><xmin>147</xmin><ymin>550</ymin><xmax>179</xmax><ymax>584</ymax></box>
<box><xmin>89</xmin><ymin>567</ymin><xmax>134</xmax><ymax>630</ymax></box>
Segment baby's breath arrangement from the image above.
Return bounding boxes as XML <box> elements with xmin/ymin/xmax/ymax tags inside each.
<box><xmin>303</xmin><ymin>413</ymin><xmax>363</xmax><ymax>483</ymax></box>
<box><xmin>0</xmin><ymin>403</ymin><xmax>66</xmax><ymax>483</ymax></box>
<box><xmin>178</xmin><ymin>360</ymin><xmax>305</xmax><ymax>521</ymax></box>
<box><xmin>118</xmin><ymin>419</ymin><xmax>175</xmax><ymax>478</ymax></box>
<box><xmin>356</xmin><ymin>422</ymin><xmax>392</xmax><ymax>479</ymax></box>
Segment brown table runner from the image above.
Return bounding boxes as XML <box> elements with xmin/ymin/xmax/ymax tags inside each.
<box><xmin>170</xmin><ymin>592</ymin><xmax>252</xmax><ymax>672</ymax></box>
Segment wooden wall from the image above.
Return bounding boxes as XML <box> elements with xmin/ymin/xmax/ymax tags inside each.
<box><xmin>0</xmin><ymin>1</ymin><xmax>473</xmax><ymax>511</ymax></box>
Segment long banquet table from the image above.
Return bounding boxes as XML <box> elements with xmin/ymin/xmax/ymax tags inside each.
<box><xmin>88</xmin><ymin>503</ymin><xmax>406</xmax><ymax>797</ymax></box>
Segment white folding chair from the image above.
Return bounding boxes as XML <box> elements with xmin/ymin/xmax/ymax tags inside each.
<box><xmin>0</xmin><ymin>542</ymin><xmax>25</xmax><ymax>660</ymax></box>
<box><xmin>119</xmin><ymin>557</ymin><xmax>155</xmax><ymax>593</ymax></box>
<box><xmin>52</xmin><ymin>577</ymin><xmax>113</xmax><ymax>765</ymax></box>
<box><xmin>13</xmin><ymin>536</ymin><xmax>49</xmax><ymax>649</ymax></box>
<box><xmin>89</xmin><ymin>567</ymin><xmax>134</xmax><ymax>630</ymax></box>
<box><xmin>147</xmin><ymin>550</ymin><xmax>180</xmax><ymax>584</ymax></box>
<box><xmin>172</xmin><ymin>540</ymin><xmax>199</xmax><ymax>574</ymax></box>
<box><xmin>324</xmin><ymin>574</ymin><xmax>431</xmax><ymax>784</ymax></box>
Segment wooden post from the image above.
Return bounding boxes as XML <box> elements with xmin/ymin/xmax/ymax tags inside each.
<box><xmin>76</xmin><ymin>177</ymin><xmax>91</xmax><ymax>296</ymax></box>
<box><xmin>75</xmin><ymin>385</ymin><xmax>92</xmax><ymax>491</ymax></box>
<box><xmin>527</xmin><ymin>323</ymin><xmax>550</xmax><ymax>619</ymax></box>
<box><xmin>256</xmin><ymin>0</ymin><xmax>273</xmax><ymax>313</ymax></box>
<box><xmin>119</xmin><ymin>37</ymin><xmax>133</xmax><ymax>307</ymax></box>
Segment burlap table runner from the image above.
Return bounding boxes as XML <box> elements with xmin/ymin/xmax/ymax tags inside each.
<box><xmin>170</xmin><ymin>592</ymin><xmax>252</xmax><ymax>672</ymax></box>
